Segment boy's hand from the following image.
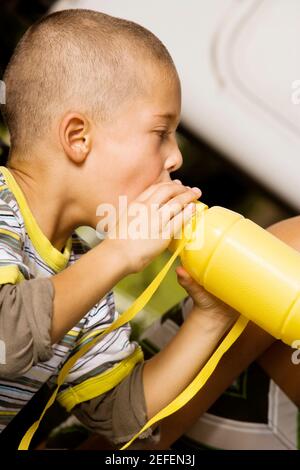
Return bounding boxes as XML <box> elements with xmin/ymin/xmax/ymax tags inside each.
<box><xmin>176</xmin><ymin>265</ymin><xmax>239</xmax><ymax>327</ymax></box>
<box><xmin>103</xmin><ymin>181</ymin><xmax>201</xmax><ymax>274</ymax></box>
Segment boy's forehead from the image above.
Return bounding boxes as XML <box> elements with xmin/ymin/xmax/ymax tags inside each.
<box><xmin>149</xmin><ymin>83</ymin><xmax>181</xmax><ymax>123</ymax></box>
<box><xmin>137</xmin><ymin>95</ymin><xmax>180</xmax><ymax>126</ymax></box>
<box><xmin>112</xmin><ymin>65</ymin><xmax>181</xmax><ymax>124</ymax></box>
<box><xmin>140</xmin><ymin>69</ymin><xmax>181</xmax><ymax>117</ymax></box>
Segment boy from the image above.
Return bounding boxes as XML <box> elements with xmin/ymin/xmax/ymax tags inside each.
<box><xmin>0</xmin><ymin>9</ymin><xmax>238</xmax><ymax>449</ymax></box>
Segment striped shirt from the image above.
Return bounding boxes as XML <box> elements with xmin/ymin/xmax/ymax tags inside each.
<box><xmin>0</xmin><ymin>166</ymin><xmax>143</xmax><ymax>433</ymax></box>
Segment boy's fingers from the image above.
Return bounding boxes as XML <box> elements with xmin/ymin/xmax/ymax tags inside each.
<box><xmin>160</xmin><ymin>200</ymin><xmax>191</xmax><ymax>225</ymax></box>
<box><xmin>176</xmin><ymin>270</ymin><xmax>198</xmax><ymax>290</ymax></box>
<box><xmin>160</xmin><ymin>187</ymin><xmax>200</xmax><ymax>225</ymax></box>
<box><xmin>135</xmin><ymin>184</ymin><xmax>160</xmax><ymax>202</ymax></box>
<box><xmin>148</xmin><ymin>183</ymin><xmax>199</xmax><ymax>207</ymax></box>
<box><xmin>177</xmin><ymin>275</ymin><xmax>204</xmax><ymax>299</ymax></box>
<box><xmin>166</xmin><ymin>203</ymin><xmax>196</xmax><ymax>239</ymax></box>
<box><xmin>136</xmin><ymin>180</ymin><xmax>182</xmax><ymax>203</ymax></box>
<box><xmin>176</xmin><ymin>267</ymin><xmax>221</xmax><ymax>308</ymax></box>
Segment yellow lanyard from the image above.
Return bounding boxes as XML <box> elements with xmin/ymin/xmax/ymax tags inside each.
<box><xmin>18</xmin><ymin>236</ymin><xmax>248</xmax><ymax>450</ymax></box>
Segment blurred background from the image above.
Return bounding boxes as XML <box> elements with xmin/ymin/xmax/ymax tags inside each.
<box><xmin>0</xmin><ymin>0</ymin><xmax>299</xmax><ymax>451</ymax></box>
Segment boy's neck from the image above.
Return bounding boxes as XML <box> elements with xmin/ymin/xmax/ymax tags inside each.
<box><xmin>6</xmin><ymin>160</ymin><xmax>86</xmax><ymax>252</ymax></box>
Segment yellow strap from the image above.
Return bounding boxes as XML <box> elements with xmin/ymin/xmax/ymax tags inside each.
<box><xmin>120</xmin><ymin>315</ymin><xmax>248</xmax><ymax>449</ymax></box>
<box><xmin>18</xmin><ymin>237</ymin><xmax>187</xmax><ymax>450</ymax></box>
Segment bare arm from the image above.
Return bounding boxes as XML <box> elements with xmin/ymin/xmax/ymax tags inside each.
<box><xmin>142</xmin><ymin>307</ymin><xmax>236</xmax><ymax>420</ymax></box>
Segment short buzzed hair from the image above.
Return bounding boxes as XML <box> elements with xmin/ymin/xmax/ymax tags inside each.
<box><xmin>1</xmin><ymin>9</ymin><xmax>177</xmax><ymax>157</ymax></box>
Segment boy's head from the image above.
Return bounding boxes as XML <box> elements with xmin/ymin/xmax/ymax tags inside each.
<box><xmin>1</xmin><ymin>9</ymin><xmax>182</xmax><ymax>226</ymax></box>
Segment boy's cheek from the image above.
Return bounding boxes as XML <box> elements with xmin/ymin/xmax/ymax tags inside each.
<box><xmin>126</xmin><ymin>163</ymin><xmax>162</xmax><ymax>195</ymax></box>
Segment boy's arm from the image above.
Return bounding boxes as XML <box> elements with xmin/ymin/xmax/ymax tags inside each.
<box><xmin>142</xmin><ymin>305</ymin><xmax>236</xmax><ymax>420</ymax></box>
<box><xmin>50</xmin><ymin>181</ymin><xmax>200</xmax><ymax>343</ymax></box>
<box><xmin>50</xmin><ymin>238</ymin><xmax>129</xmax><ymax>343</ymax></box>
<box><xmin>0</xmin><ymin>239</ymin><xmax>131</xmax><ymax>375</ymax></box>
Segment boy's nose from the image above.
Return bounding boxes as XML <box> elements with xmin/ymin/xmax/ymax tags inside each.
<box><xmin>165</xmin><ymin>146</ymin><xmax>183</xmax><ymax>174</ymax></box>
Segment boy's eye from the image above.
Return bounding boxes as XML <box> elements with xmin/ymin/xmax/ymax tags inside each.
<box><xmin>156</xmin><ymin>130</ymin><xmax>169</xmax><ymax>141</ymax></box>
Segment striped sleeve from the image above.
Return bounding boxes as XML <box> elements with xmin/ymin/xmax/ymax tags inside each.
<box><xmin>72</xmin><ymin>360</ymin><xmax>161</xmax><ymax>446</ymax></box>
<box><xmin>54</xmin><ymin>233</ymin><xmax>144</xmax><ymax>412</ymax></box>
<box><xmin>56</xmin><ymin>291</ymin><xmax>144</xmax><ymax>413</ymax></box>
<box><xmin>0</xmin><ymin>197</ymin><xmax>27</xmax><ymax>284</ymax></box>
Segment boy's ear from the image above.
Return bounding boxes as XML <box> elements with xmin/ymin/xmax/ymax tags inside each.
<box><xmin>59</xmin><ymin>112</ymin><xmax>92</xmax><ymax>163</ymax></box>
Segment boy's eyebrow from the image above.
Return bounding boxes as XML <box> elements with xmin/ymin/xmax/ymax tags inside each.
<box><xmin>153</xmin><ymin>112</ymin><xmax>179</xmax><ymax>123</ymax></box>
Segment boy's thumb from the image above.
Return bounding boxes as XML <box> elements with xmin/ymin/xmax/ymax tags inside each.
<box><xmin>175</xmin><ymin>265</ymin><xmax>190</xmax><ymax>282</ymax></box>
<box><xmin>176</xmin><ymin>266</ymin><xmax>214</xmax><ymax>307</ymax></box>
<box><xmin>176</xmin><ymin>266</ymin><xmax>198</xmax><ymax>292</ymax></box>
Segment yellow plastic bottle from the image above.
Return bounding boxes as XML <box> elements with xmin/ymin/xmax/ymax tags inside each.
<box><xmin>169</xmin><ymin>201</ymin><xmax>300</xmax><ymax>346</ymax></box>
